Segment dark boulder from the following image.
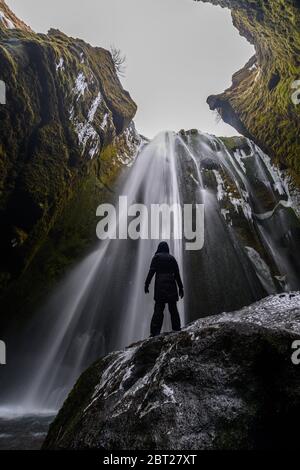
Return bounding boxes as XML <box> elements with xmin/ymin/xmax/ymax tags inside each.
<box><xmin>43</xmin><ymin>293</ymin><xmax>300</xmax><ymax>450</ymax></box>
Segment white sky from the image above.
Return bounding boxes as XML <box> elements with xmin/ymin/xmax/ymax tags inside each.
<box><xmin>7</xmin><ymin>0</ymin><xmax>254</xmax><ymax>138</ymax></box>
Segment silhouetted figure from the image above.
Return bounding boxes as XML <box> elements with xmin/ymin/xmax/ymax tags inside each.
<box><xmin>145</xmin><ymin>241</ymin><xmax>184</xmax><ymax>337</ymax></box>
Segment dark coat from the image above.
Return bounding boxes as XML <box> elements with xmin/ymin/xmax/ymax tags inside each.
<box><xmin>145</xmin><ymin>242</ymin><xmax>183</xmax><ymax>303</ymax></box>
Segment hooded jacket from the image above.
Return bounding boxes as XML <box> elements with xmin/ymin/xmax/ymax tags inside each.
<box><xmin>145</xmin><ymin>242</ymin><xmax>183</xmax><ymax>303</ymax></box>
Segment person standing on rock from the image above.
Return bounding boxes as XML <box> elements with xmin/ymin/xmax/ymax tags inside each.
<box><xmin>145</xmin><ymin>241</ymin><xmax>184</xmax><ymax>337</ymax></box>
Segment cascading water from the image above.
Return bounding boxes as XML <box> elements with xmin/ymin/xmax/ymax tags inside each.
<box><xmin>1</xmin><ymin>132</ymin><xmax>185</xmax><ymax>412</ymax></box>
<box><xmin>1</xmin><ymin>130</ymin><xmax>299</xmax><ymax>416</ymax></box>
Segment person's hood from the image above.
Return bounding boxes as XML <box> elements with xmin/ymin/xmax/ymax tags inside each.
<box><xmin>156</xmin><ymin>241</ymin><xmax>170</xmax><ymax>254</ymax></box>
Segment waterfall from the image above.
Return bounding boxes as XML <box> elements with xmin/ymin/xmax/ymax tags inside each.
<box><xmin>1</xmin><ymin>130</ymin><xmax>299</xmax><ymax>414</ymax></box>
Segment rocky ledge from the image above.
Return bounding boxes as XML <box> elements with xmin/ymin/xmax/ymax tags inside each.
<box><xmin>44</xmin><ymin>292</ymin><xmax>300</xmax><ymax>450</ymax></box>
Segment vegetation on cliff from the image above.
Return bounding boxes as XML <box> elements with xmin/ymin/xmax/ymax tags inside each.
<box><xmin>0</xmin><ymin>3</ymin><xmax>137</xmax><ymax>299</ymax></box>
<box><xmin>196</xmin><ymin>0</ymin><xmax>300</xmax><ymax>182</ymax></box>
<box><xmin>0</xmin><ymin>2</ymin><xmax>140</xmax><ymax>328</ymax></box>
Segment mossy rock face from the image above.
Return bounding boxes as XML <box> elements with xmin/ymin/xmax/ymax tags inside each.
<box><xmin>0</xmin><ymin>122</ymin><xmax>142</xmax><ymax>331</ymax></box>
<box><xmin>0</xmin><ymin>3</ymin><xmax>137</xmax><ymax>294</ymax></box>
<box><xmin>196</xmin><ymin>0</ymin><xmax>300</xmax><ymax>180</ymax></box>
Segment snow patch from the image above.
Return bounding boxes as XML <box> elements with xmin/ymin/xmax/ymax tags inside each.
<box><xmin>84</xmin><ymin>347</ymin><xmax>138</xmax><ymax>414</ymax></box>
<box><xmin>72</xmin><ymin>72</ymin><xmax>88</xmax><ymax>101</ymax></box>
<box><xmin>0</xmin><ymin>11</ymin><xmax>15</xmax><ymax>29</ymax></box>
<box><xmin>56</xmin><ymin>58</ymin><xmax>64</xmax><ymax>72</ymax></box>
<box><xmin>213</xmin><ymin>170</ymin><xmax>226</xmax><ymax>201</ymax></box>
<box><xmin>221</xmin><ymin>209</ymin><xmax>230</xmax><ymax>222</ymax></box>
<box><xmin>190</xmin><ymin>173</ymin><xmax>200</xmax><ymax>186</ymax></box>
<box><xmin>229</xmin><ymin>196</ymin><xmax>252</xmax><ymax>221</ymax></box>
<box><xmin>162</xmin><ymin>384</ymin><xmax>176</xmax><ymax>403</ymax></box>
<box><xmin>88</xmin><ymin>92</ymin><xmax>102</xmax><ymax>123</ymax></box>
<box><xmin>74</xmin><ymin>121</ymin><xmax>98</xmax><ymax>153</ymax></box>
<box><xmin>248</xmin><ymin>63</ymin><xmax>257</xmax><ymax>72</ymax></box>
<box><xmin>115</xmin><ymin>124</ymin><xmax>143</xmax><ymax>168</ymax></box>
<box><xmin>233</xmin><ymin>149</ymin><xmax>247</xmax><ymax>173</ymax></box>
<box><xmin>70</xmin><ymin>91</ymin><xmax>106</xmax><ymax>159</ymax></box>
<box><xmin>245</xmin><ymin>246</ymin><xmax>276</xmax><ymax>294</ymax></box>
<box><xmin>69</xmin><ymin>106</ymin><xmax>74</xmax><ymax>121</ymax></box>
<box><xmin>100</xmin><ymin>112</ymin><xmax>109</xmax><ymax>130</ymax></box>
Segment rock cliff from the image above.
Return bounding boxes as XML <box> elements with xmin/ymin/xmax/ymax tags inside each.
<box><xmin>43</xmin><ymin>292</ymin><xmax>300</xmax><ymax>450</ymax></box>
<box><xmin>0</xmin><ymin>1</ymin><xmax>138</xmax><ymax>313</ymax></box>
<box><xmin>196</xmin><ymin>0</ymin><xmax>300</xmax><ymax>182</ymax></box>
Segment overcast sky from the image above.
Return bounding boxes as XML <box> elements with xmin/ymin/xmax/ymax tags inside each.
<box><xmin>7</xmin><ymin>0</ymin><xmax>254</xmax><ymax>138</ymax></box>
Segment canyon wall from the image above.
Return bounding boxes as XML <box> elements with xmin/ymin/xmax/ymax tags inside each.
<box><xmin>196</xmin><ymin>0</ymin><xmax>300</xmax><ymax>182</ymax></box>
<box><xmin>0</xmin><ymin>1</ymin><xmax>139</xmax><ymax>323</ymax></box>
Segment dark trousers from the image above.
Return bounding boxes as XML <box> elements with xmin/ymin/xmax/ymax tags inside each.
<box><xmin>150</xmin><ymin>301</ymin><xmax>181</xmax><ymax>337</ymax></box>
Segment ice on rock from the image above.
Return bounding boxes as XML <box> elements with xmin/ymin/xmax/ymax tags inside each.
<box><xmin>84</xmin><ymin>347</ymin><xmax>138</xmax><ymax>414</ymax></box>
<box><xmin>73</xmin><ymin>72</ymin><xmax>88</xmax><ymax>101</ymax></box>
<box><xmin>115</xmin><ymin>124</ymin><xmax>144</xmax><ymax>168</ymax></box>
<box><xmin>213</xmin><ymin>170</ymin><xmax>226</xmax><ymax>201</ymax></box>
<box><xmin>88</xmin><ymin>141</ymin><xmax>100</xmax><ymax>160</ymax></box>
<box><xmin>186</xmin><ymin>292</ymin><xmax>300</xmax><ymax>336</ymax></box>
<box><xmin>190</xmin><ymin>173</ymin><xmax>200</xmax><ymax>186</ymax></box>
<box><xmin>69</xmin><ymin>106</ymin><xmax>74</xmax><ymax>121</ymax></box>
<box><xmin>245</xmin><ymin>246</ymin><xmax>276</xmax><ymax>294</ymax></box>
<box><xmin>0</xmin><ymin>11</ymin><xmax>15</xmax><ymax>29</ymax></box>
<box><xmin>248</xmin><ymin>63</ymin><xmax>258</xmax><ymax>72</ymax></box>
<box><xmin>75</xmin><ymin>122</ymin><xmax>100</xmax><ymax>159</ymax></box>
<box><xmin>161</xmin><ymin>384</ymin><xmax>176</xmax><ymax>403</ymax></box>
<box><xmin>88</xmin><ymin>92</ymin><xmax>102</xmax><ymax>123</ymax></box>
<box><xmin>221</xmin><ymin>209</ymin><xmax>230</xmax><ymax>222</ymax></box>
<box><xmin>229</xmin><ymin>196</ymin><xmax>252</xmax><ymax>221</ymax></box>
<box><xmin>70</xmin><ymin>90</ymin><xmax>106</xmax><ymax>159</ymax></box>
<box><xmin>233</xmin><ymin>149</ymin><xmax>247</xmax><ymax>173</ymax></box>
<box><xmin>56</xmin><ymin>58</ymin><xmax>64</xmax><ymax>72</ymax></box>
<box><xmin>100</xmin><ymin>112</ymin><xmax>109</xmax><ymax>130</ymax></box>
<box><xmin>74</xmin><ymin>121</ymin><xmax>98</xmax><ymax>150</ymax></box>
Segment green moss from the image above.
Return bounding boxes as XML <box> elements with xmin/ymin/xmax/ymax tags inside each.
<box><xmin>0</xmin><ymin>22</ymin><xmax>137</xmax><ymax>301</ymax></box>
<box><xmin>200</xmin><ymin>0</ymin><xmax>300</xmax><ymax>180</ymax></box>
<box><xmin>219</xmin><ymin>136</ymin><xmax>248</xmax><ymax>153</ymax></box>
<box><xmin>0</xmin><ymin>130</ymin><xmax>135</xmax><ymax>329</ymax></box>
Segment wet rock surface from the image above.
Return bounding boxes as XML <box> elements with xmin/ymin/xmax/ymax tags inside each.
<box><xmin>197</xmin><ymin>0</ymin><xmax>300</xmax><ymax>181</ymax></box>
<box><xmin>44</xmin><ymin>293</ymin><xmax>300</xmax><ymax>450</ymax></box>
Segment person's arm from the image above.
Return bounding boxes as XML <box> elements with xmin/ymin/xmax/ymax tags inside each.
<box><xmin>174</xmin><ymin>259</ymin><xmax>184</xmax><ymax>298</ymax></box>
<box><xmin>145</xmin><ymin>256</ymin><xmax>157</xmax><ymax>293</ymax></box>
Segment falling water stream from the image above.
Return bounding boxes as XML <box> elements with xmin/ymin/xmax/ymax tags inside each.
<box><xmin>1</xmin><ymin>130</ymin><xmax>299</xmax><ymax>448</ymax></box>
